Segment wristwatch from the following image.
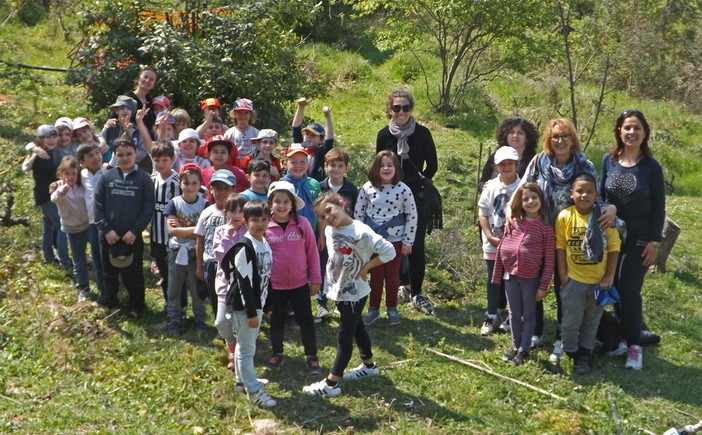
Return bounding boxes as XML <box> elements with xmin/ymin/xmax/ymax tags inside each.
<box><xmin>650</xmin><ymin>241</ymin><xmax>661</xmax><ymax>248</ymax></box>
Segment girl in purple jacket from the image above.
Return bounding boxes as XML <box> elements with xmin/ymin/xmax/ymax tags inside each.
<box><xmin>493</xmin><ymin>183</ymin><xmax>555</xmax><ymax>366</ymax></box>
<box><xmin>264</xmin><ymin>181</ymin><xmax>322</xmax><ymax>374</ymax></box>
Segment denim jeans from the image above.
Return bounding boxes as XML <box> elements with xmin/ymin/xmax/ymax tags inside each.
<box><xmin>67</xmin><ymin>230</ymin><xmax>89</xmax><ymax>291</ymax></box>
<box><xmin>231</xmin><ymin>310</ymin><xmax>263</xmax><ymax>393</ymax></box>
<box><xmin>39</xmin><ymin>201</ymin><xmax>69</xmax><ymax>265</ymax></box>
<box><xmin>88</xmin><ymin>224</ymin><xmax>105</xmax><ymax>296</ymax></box>
<box><xmin>215</xmin><ymin>300</ymin><xmax>236</xmax><ymax>346</ymax></box>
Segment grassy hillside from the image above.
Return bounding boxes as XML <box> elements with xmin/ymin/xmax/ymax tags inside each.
<box><xmin>1</xmin><ymin>19</ymin><xmax>701</xmax><ymax>434</ymax></box>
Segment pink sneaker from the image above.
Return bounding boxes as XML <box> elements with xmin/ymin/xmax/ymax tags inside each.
<box><xmin>624</xmin><ymin>345</ymin><xmax>643</xmax><ymax>370</ymax></box>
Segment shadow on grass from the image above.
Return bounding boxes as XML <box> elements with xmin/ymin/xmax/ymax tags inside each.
<box><xmin>540</xmin><ymin>344</ymin><xmax>702</xmax><ymax>410</ymax></box>
<box><xmin>266</xmin><ymin>375</ymin><xmax>468</xmax><ymax>432</ymax></box>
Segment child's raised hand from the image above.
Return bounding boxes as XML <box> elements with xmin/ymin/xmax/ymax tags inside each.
<box><xmin>48</xmin><ymin>181</ymin><xmax>59</xmax><ymax>194</ymax></box>
<box><xmin>297</xmin><ymin>97</ymin><xmax>311</xmax><ymax>107</ymax></box>
<box><xmin>105</xmin><ymin>118</ymin><xmax>118</xmax><ymax>129</ymax></box>
<box><xmin>58</xmin><ymin>183</ymin><xmax>70</xmax><ymax>195</ymax></box>
<box><xmin>247</xmin><ymin>316</ymin><xmax>259</xmax><ymax>328</ymax></box>
<box><xmin>322</xmin><ymin>106</ymin><xmax>332</xmax><ymax>115</ymax></box>
<box><xmin>136</xmin><ymin>106</ymin><xmax>149</xmax><ymax>122</ymax></box>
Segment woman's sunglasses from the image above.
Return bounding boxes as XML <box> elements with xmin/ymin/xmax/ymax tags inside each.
<box><xmin>391</xmin><ymin>104</ymin><xmax>412</xmax><ymax>113</ymax></box>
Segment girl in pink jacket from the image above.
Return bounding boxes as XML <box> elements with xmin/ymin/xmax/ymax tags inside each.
<box><xmin>264</xmin><ymin>181</ymin><xmax>322</xmax><ymax>374</ymax></box>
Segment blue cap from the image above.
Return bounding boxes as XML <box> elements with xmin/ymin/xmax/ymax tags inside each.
<box><xmin>210</xmin><ymin>169</ymin><xmax>236</xmax><ymax>187</ymax></box>
<box><xmin>302</xmin><ymin>122</ymin><xmax>324</xmax><ymax>137</ymax></box>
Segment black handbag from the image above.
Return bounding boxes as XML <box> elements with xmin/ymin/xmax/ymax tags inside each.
<box><xmin>406</xmin><ymin>158</ymin><xmax>443</xmax><ymax>234</ymax></box>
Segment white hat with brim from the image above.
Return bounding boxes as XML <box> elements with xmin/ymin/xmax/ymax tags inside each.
<box><xmin>267</xmin><ymin>181</ymin><xmax>305</xmax><ymax>211</ymax></box>
<box><xmin>176</xmin><ymin>128</ymin><xmax>204</xmax><ymax>146</ymax></box>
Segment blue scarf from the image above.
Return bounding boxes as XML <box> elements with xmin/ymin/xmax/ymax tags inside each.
<box><xmin>527</xmin><ymin>151</ymin><xmax>597</xmax><ymax>225</ymax></box>
<box><xmin>282</xmin><ymin>173</ymin><xmax>316</xmax><ymax>228</ymax></box>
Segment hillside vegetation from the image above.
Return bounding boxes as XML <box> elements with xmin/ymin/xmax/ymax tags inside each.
<box><xmin>1</xmin><ymin>6</ymin><xmax>701</xmax><ymax>434</ymax></box>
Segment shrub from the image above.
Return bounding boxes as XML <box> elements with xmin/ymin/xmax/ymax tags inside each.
<box><xmin>68</xmin><ymin>0</ymin><xmax>324</xmax><ymax>128</ymax></box>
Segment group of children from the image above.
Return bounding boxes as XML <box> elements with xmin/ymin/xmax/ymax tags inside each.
<box><xmin>478</xmin><ymin>147</ymin><xmax>621</xmax><ymax>374</ymax></box>
<box><xmin>24</xmin><ymin>93</ymin><xmax>428</xmax><ymax>408</ymax></box>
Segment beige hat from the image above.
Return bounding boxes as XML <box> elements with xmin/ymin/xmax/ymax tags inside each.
<box><xmin>267</xmin><ymin>181</ymin><xmax>305</xmax><ymax>211</ymax></box>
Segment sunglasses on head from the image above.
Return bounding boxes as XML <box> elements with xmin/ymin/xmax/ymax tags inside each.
<box><xmin>391</xmin><ymin>104</ymin><xmax>412</xmax><ymax>113</ymax></box>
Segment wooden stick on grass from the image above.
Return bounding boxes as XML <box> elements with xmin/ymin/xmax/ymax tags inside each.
<box><xmin>427</xmin><ymin>348</ymin><xmax>567</xmax><ymax>402</ymax></box>
<box><xmin>428</xmin><ymin>348</ymin><xmax>657</xmax><ymax>435</ymax></box>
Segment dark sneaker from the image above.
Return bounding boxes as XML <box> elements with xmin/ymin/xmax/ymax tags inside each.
<box><xmin>307</xmin><ymin>358</ymin><xmax>323</xmax><ymax>375</ymax></box>
<box><xmin>411</xmin><ymin>294</ymin><xmax>434</xmax><ymax>315</ymax></box>
<box><xmin>264</xmin><ymin>353</ymin><xmax>283</xmax><ymax>371</ymax></box>
<box><xmin>387</xmin><ymin>308</ymin><xmax>401</xmax><ymax>325</ymax></box>
<box><xmin>168</xmin><ymin>321</ymin><xmax>181</xmax><ymax>336</ymax></box>
<box><xmin>502</xmin><ymin>347</ymin><xmax>518</xmax><ymax>362</ymax></box>
<box><xmin>362</xmin><ymin>308</ymin><xmax>381</xmax><ymax>326</ymax></box>
<box><xmin>574</xmin><ymin>354</ymin><xmax>591</xmax><ymax>374</ymax></box>
<box><xmin>511</xmin><ymin>351</ymin><xmax>529</xmax><ymax>366</ymax></box>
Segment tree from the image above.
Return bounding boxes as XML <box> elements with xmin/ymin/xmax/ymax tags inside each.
<box><xmin>347</xmin><ymin>0</ymin><xmax>550</xmax><ymax>112</ymax></box>
<box><xmin>68</xmin><ymin>0</ymin><xmax>324</xmax><ymax>127</ymax></box>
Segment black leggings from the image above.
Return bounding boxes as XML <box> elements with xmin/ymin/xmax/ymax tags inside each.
<box><xmin>269</xmin><ymin>285</ymin><xmax>317</xmax><ymax>356</ymax></box>
<box><xmin>401</xmin><ymin>194</ymin><xmax>426</xmax><ymax>296</ymax></box>
<box><xmin>331</xmin><ymin>296</ymin><xmax>373</xmax><ymax>377</ymax></box>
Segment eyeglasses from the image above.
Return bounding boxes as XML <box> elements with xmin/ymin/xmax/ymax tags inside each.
<box><xmin>391</xmin><ymin>104</ymin><xmax>412</xmax><ymax>113</ymax></box>
<box><xmin>550</xmin><ymin>133</ymin><xmax>570</xmax><ymax>142</ymax></box>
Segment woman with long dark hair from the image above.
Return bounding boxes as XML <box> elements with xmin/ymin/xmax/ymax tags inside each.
<box><xmin>600</xmin><ymin>109</ymin><xmax>665</xmax><ymax>371</ymax></box>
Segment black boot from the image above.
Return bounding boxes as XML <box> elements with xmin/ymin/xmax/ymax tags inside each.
<box><xmin>574</xmin><ymin>347</ymin><xmax>592</xmax><ymax>374</ymax></box>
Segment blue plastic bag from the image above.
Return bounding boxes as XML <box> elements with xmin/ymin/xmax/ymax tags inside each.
<box><xmin>594</xmin><ymin>285</ymin><xmax>620</xmax><ymax>306</ymax></box>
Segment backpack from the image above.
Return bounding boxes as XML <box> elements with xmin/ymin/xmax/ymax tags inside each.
<box><xmin>220</xmin><ymin>237</ymin><xmax>259</xmax><ymax>313</ymax></box>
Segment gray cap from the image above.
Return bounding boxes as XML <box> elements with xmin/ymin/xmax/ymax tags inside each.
<box><xmin>252</xmin><ymin>129</ymin><xmax>278</xmax><ymax>142</ymax></box>
<box><xmin>110</xmin><ymin>95</ymin><xmax>137</xmax><ymax>114</ymax></box>
<box><xmin>36</xmin><ymin>124</ymin><xmax>58</xmax><ymax>137</ymax></box>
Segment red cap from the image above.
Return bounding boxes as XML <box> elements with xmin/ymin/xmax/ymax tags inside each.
<box><xmin>200</xmin><ymin>98</ymin><xmax>221</xmax><ymax>110</ymax></box>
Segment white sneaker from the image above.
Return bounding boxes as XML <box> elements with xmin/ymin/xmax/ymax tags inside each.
<box><xmin>607</xmin><ymin>340</ymin><xmax>628</xmax><ymax>357</ymax></box>
<box><xmin>549</xmin><ymin>340</ymin><xmax>563</xmax><ymax>364</ymax></box>
<box><xmin>317</xmin><ymin>304</ymin><xmax>331</xmax><ymax>319</ymax></box>
<box><xmin>248</xmin><ymin>388</ymin><xmax>277</xmax><ymax>408</ymax></box>
<box><xmin>303</xmin><ymin>379</ymin><xmax>343</xmax><ymax>397</ymax></box>
<box><xmin>235</xmin><ymin>378</ymin><xmax>269</xmax><ymax>393</ymax></box>
<box><xmin>531</xmin><ymin>335</ymin><xmax>544</xmax><ymax>348</ymax></box>
<box><xmin>398</xmin><ymin>286</ymin><xmax>410</xmax><ymax>303</ymax></box>
<box><xmin>342</xmin><ymin>363</ymin><xmax>379</xmax><ymax>381</ymax></box>
<box><xmin>624</xmin><ymin>345</ymin><xmax>643</xmax><ymax>370</ymax></box>
<box><xmin>480</xmin><ymin>314</ymin><xmax>498</xmax><ymax>336</ymax></box>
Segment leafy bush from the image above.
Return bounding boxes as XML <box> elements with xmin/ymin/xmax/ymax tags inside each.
<box><xmin>68</xmin><ymin>0</ymin><xmax>325</xmax><ymax>128</ymax></box>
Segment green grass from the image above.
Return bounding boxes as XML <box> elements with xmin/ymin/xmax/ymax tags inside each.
<box><xmin>1</xmin><ymin>15</ymin><xmax>701</xmax><ymax>434</ymax></box>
